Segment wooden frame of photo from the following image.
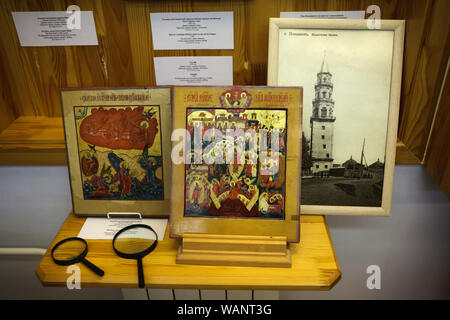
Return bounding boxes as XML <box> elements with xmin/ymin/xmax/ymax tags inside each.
<box><xmin>268</xmin><ymin>18</ymin><xmax>405</xmax><ymax>216</ymax></box>
<box><xmin>170</xmin><ymin>86</ymin><xmax>302</xmax><ymax>242</ymax></box>
<box><xmin>61</xmin><ymin>87</ymin><xmax>172</xmax><ymax>216</ymax></box>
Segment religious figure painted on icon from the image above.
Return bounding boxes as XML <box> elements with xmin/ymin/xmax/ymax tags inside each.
<box><xmin>74</xmin><ymin>105</ymin><xmax>164</xmax><ymax>200</ymax></box>
<box><xmin>184</xmin><ymin>89</ymin><xmax>287</xmax><ymax>219</ymax></box>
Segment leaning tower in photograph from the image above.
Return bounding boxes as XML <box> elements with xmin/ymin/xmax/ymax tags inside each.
<box><xmin>310</xmin><ymin>56</ymin><xmax>335</xmax><ymax>173</ymax></box>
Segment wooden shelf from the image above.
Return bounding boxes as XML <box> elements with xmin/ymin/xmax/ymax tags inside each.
<box><xmin>395</xmin><ymin>141</ymin><xmax>422</xmax><ymax>164</ymax></box>
<box><xmin>0</xmin><ymin>116</ymin><xmax>421</xmax><ymax>166</ymax></box>
<box><xmin>0</xmin><ymin>117</ymin><xmax>66</xmax><ymax>165</ymax></box>
<box><xmin>36</xmin><ymin>212</ymin><xmax>341</xmax><ymax>290</ymax></box>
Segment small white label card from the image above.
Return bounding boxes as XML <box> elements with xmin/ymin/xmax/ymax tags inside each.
<box><xmin>150</xmin><ymin>11</ymin><xmax>234</xmax><ymax>50</ymax></box>
<box><xmin>12</xmin><ymin>11</ymin><xmax>98</xmax><ymax>47</ymax></box>
<box><xmin>78</xmin><ymin>218</ymin><xmax>168</xmax><ymax>240</ymax></box>
<box><xmin>154</xmin><ymin>56</ymin><xmax>233</xmax><ymax>85</ymax></box>
<box><xmin>280</xmin><ymin>11</ymin><xmax>365</xmax><ymax>19</ymax></box>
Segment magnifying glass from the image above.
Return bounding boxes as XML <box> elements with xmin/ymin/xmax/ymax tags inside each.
<box><xmin>51</xmin><ymin>237</ymin><xmax>104</xmax><ymax>277</ymax></box>
<box><xmin>112</xmin><ymin>224</ymin><xmax>158</xmax><ymax>288</ymax></box>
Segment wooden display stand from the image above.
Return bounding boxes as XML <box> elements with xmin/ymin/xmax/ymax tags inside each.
<box><xmin>176</xmin><ymin>233</ymin><xmax>291</xmax><ymax>268</ymax></box>
<box><xmin>36</xmin><ymin>212</ymin><xmax>341</xmax><ymax>290</ymax></box>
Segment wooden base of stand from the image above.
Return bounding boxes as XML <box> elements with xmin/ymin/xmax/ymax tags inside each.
<box><xmin>176</xmin><ymin>233</ymin><xmax>291</xmax><ymax>268</ymax></box>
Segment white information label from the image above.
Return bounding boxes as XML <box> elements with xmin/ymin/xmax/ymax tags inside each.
<box><xmin>78</xmin><ymin>218</ymin><xmax>168</xmax><ymax>240</ymax></box>
<box><xmin>154</xmin><ymin>56</ymin><xmax>233</xmax><ymax>86</ymax></box>
<box><xmin>12</xmin><ymin>11</ymin><xmax>98</xmax><ymax>47</ymax></box>
<box><xmin>280</xmin><ymin>11</ymin><xmax>365</xmax><ymax>19</ymax></box>
<box><xmin>150</xmin><ymin>11</ymin><xmax>234</xmax><ymax>50</ymax></box>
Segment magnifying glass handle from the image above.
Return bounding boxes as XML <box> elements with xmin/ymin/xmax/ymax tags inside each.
<box><xmin>81</xmin><ymin>258</ymin><xmax>105</xmax><ymax>277</ymax></box>
<box><xmin>137</xmin><ymin>257</ymin><xmax>145</xmax><ymax>288</ymax></box>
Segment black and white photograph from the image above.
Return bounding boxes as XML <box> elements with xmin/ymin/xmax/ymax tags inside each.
<box><xmin>268</xmin><ymin>19</ymin><xmax>404</xmax><ymax>215</ymax></box>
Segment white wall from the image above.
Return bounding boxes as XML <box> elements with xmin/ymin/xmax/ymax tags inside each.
<box><xmin>0</xmin><ymin>165</ymin><xmax>448</xmax><ymax>299</ymax></box>
<box><xmin>282</xmin><ymin>165</ymin><xmax>450</xmax><ymax>300</ymax></box>
<box><xmin>0</xmin><ymin>166</ymin><xmax>121</xmax><ymax>299</ymax></box>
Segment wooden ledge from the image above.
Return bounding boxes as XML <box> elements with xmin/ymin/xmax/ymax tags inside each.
<box><xmin>0</xmin><ymin>117</ymin><xmax>66</xmax><ymax>165</ymax></box>
<box><xmin>395</xmin><ymin>141</ymin><xmax>421</xmax><ymax>164</ymax></box>
<box><xmin>0</xmin><ymin>116</ymin><xmax>421</xmax><ymax>166</ymax></box>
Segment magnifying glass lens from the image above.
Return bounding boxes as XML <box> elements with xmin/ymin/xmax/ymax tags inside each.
<box><xmin>52</xmin><ymin>239</ymin><xmax>86</xmax><ymax>261</ymax></box>
<box><xmin>112</xmin><ymin>224</ymin><xmax>158</xmax><ymax>288</ymax></box>
<box><xmin>114</xmin><ymin>226</ymin><xmax>157</xmax><ymax>254</ymax></box>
